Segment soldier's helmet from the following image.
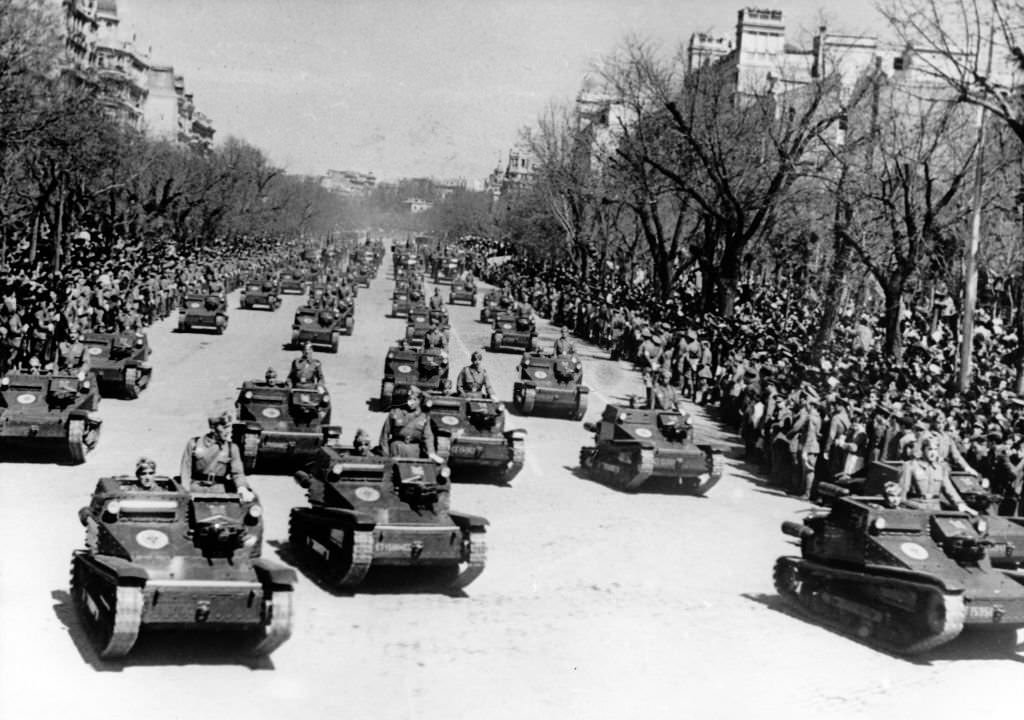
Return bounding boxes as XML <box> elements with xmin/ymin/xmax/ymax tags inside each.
<box><xmin>471</xmin><ymin>350</ymin><xmax>483</xmax><ymax>362</ymax></box>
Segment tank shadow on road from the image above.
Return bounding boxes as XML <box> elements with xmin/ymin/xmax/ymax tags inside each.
<box><xmin>564</xmin><ymin>465</ymin><xmax>715</xmax><ymax>498</ymax></box>
<box><xmin>268</xmin><ymin>541</ymin><xmax>471</xmax><ymax>598</ymax></box>
<box><xmin>743</xmin><ymin>591</ymin><xmax>1024</xmax><ymax>664</ymax></box>
<box><xmin>51</xmin><ymin>590</ymin><xmax>275</xmax><ymax>671</ymax></box>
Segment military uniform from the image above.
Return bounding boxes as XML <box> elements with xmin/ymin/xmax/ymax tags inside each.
<box><xmin>898</xmin><ymin>457</ymin><xmax>965</xmax><ymax>511</ymax></box>
<box><xmin>456</xmin><ymin>365</ymin><xmax>493</xmax><ymax>397</ymax></box>
<box><xmin>179</xmin><ymin>432</ymin><xmax>248</xmax><ymax>489</ymax></box>
<box><xmin>553</xmin><ymin>336</ymin><xmax>576</xmax><ymax>357</ymax></box>
<box><xmin>380</xmin><ymin>406</ymin><xmax>435</xmax><ymax>458</ymax></box>
<box><xmin>288</xmin><ymin>356</ymin><xmax>324</xmax><ymax>385</ymax></box>
<box><xmin>423</xmin><ymin>327</ymin><xmax>447</xmax><ymax>350</ymax></box>
<box><xmin>56</xmin><ymin>339</ymin><xmax>89</xmax><ymax>374</ymax></box>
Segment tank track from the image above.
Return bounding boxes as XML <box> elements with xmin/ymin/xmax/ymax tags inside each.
<box><xmin>288</xmin><ymin>510</ymin><xmax>374</xmax><ymax>589</ymax></box>
<box><xmin>123</xmin><ymin>367</ymin><xmax>140</xmax><ymax>399</ymax></box>
<box><xmin>773</xmin><ymin>556</ymin><xmax>966</xmax><ymax>654</ymax></box>
<box><xmin>520</xmin><ymin>387</ymin><xmax>536</xmax><ymax>414</ymax></box>
<box><xmin>70</xmin><ymin>556</ymin><xmax>143</xmax><ymax>659</ymax></box>
<box><xmin>68</xmin><ymin>419</ymin><xmax>87</xmax><ymax>464</ymax></box>
<box><xmin>572</xmin><ymin>390</ymin><xmax>588</xmax><ymax>420</ymax></box>
<box><xmin>683</xmin><ymin>451</ymin><xmax>725</xmax><ymax>496</ymax></box>
<box><xmin>249</xmin><ymin>589</ymin><xmax>293</xmax><ymax>656</ymax></box>
<box><xmin>622</xmin><ymin>448</ymin><xmax>655</xmax><ymax>491</ymax></box>
<box><xmin>451</xmin><ymin>530</ymin><xmax>486</xmax><ymax>590</ymax></box>
<box><xmin>504</xmin><ymin>437</ymin><xmax>526</xmax><ymax>482</ymax></box>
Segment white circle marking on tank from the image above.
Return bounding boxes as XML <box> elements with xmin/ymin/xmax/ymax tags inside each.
<box><xmin>534</xmin><ymin>370</ymin><xmax>548</xmax><ymax>379</ymax></box>
<box><xmin>16</xmin><ymin>393</ymin><xmax>36</xmax><ymax>404</ymax></box>
<box><xmin>355</xmin><ymin>487</ymin><xmax>380</xmax><ymax>502</ymax></box>
<box><xmin>441</xmin><ymin>415</ymin><xmax>460</xmax><ymax>426</ymax></box>
<box><xmin>900</xmin><ymin>542</ymin><xmax>929</xmax><ymax>560</ymax></box>
<box><xmin>397</xmin><ymin>364</ymin><xmax>412</xmax><ymax>374</ymax></box>
<box><xmin>261</xmin><ymin>407</ymin><xmax>281</xmax><ymax>419</ymax></box>
<box><xmin>635</xmin><ymin>428</ymin><xmax>653</xmax><ymax>438</ymax></box>
<box><xmin>136</xmin><ymin>529</ymin><xmax>169</xmax><ymax>550</ymax></box>
<box><xmin>88</xmin><ymin>347</ymin><xmax>103</xmax><ymax>356</ymax></box>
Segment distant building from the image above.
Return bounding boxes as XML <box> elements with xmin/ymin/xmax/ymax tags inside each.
<box><xmin>59</xmin><ymin>0</ymin><xmax>215</xmax><ymax>149</ymax></box>
<box><xmin>321</xmin><ymin>169</ymin><xmax>377</xmax><ymax>196</ymax></box>
<box><xmin>403</xmin><ymin>198</ymin><xmax>434</xmax><ymax>214</ymax></box>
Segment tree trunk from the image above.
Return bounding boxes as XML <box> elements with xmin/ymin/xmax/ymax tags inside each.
<box><xmin>881</xmin><ymin>278</ymin><xmax>904</xmax><ymax>360</ymax></box>
<box><xmin>813</xmin><ymin>234</ymin><xmax>852</xmax><ymax>355</ymax></box>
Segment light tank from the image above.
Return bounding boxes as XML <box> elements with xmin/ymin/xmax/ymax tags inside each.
<box><xmin>775</xmin><ymin>495</ymin><xmax>1024</xmax><ymax>654</ymax></box>
<box><xmin>426</xmin><ymin>394</ymin><xmax>525</xmax><ymax>482</ymax></box>
<box><xmin>290</xmin><ymin>449</ymin><xmax>487</xmax><ymax>590</ymax></box>
<box><xmin>578</xmin><ymin>403</ymin><xmax>723</xmax><ymax>493</ymax></box>
<box><xmin>512</xmin><ymin>352</ymin><xmax>588</xmax><ymax>420</ymax></box>
<box><xmin>71</xmin><ymin>475</ymin><xmax>295</xmax><ymax>658</ymax></box>
<box><xmin>81</xmin><ymin>331</ymin><xmax>152</xmax><ymax>399</ymax></box>
<box><xmin>0</xmin><ymin>371</ymin><xmax>102</xmax><ymax>463</ymax></box>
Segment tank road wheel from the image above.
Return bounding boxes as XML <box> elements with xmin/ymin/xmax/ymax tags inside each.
<box><xmin>578</xmin><ymin>446</ymin><xmax>595</xmax><ymax>475</ymax></box>
<box><xmin>380</xmin><ymin>380</ymin><xmax>395</xmax><ymax>410</ymax></box>
<box><xmin>621</xmin><ymin>448</ymin><xmax>655</xmax><ymax>492</ymax></box>
<box><xmin>504</xmin><ymin>437</ymin><xmax>525</xmax><ymax>483</ymax></box>
<box><xmin>123</xmin><ymin>367</ymin><xmax>141</xmax><ymax>399</ymax></box>
<box><xmin>67</xmin><ymin>419</ymin><xmax>88</xmax><ymax>464</ymax></box>
<box><xmin>491</xmin><ymin>332</ymin><xmax>503</xmax><ymax>351</ymax></box>
<box><xmin>571</xmin><ymin>390</ymin><xmax>588</xmax><ymax>420</ymax></box>
<box><xmin>773</xmin><ymin>557</ymin><xmax>801</xmax><ymax>601</ymax></box>
<box><xmin>330</xmin><ymin>332</ymin><xmax>340</xmax><ymax>354</ymax></box>
<box><xmin>450</xmin><ymin>530</ymin><xmax>486</xmax><ymax>590</ymax></box>
<box><xmin>71</xmin><ymin>557</ymin><xmax>142</xmax><ymax>659</ymax></box>
<box><xmin>249</xmin><ymin>588</ymin><xmax>293</xmax><ymax>656</ymax></box>
<box><xmin>215</xmin><ymin>316</ymin><xmax>226</xmax><ymax>335</ymax></box>
<box><xmin>242</xmin><ymin>432</ymin><xmax>260</xmax><ymax>473</ymax></box>
<box><xmin>521</xmin><ymin>387</ymin><xmax>536</xmax><ymax>414</ymax></box>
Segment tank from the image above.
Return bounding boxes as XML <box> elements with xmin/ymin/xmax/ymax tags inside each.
<box><xmin>279</xmin><ymin>272</ymin><xmax>306</xmax><ymax>294</ymax></box>
<box><xmin>404</xmin><ymin>305</ymin><xmax>450</xmax><ymax>347</ymax></box>
<box><xmin>239</xmin><ymin>279</ymin><xmax>281</xmax><ymax>311</ymax></box>
<box><xmin>775</xmin><ymin>495</ymin><xmax>1024</xmax><ymax>654</ymax></box>
<box><xmin>489</xmin><ymin>312</ymin><xmax>537</xmax><ymax>353</ymax></box>
<box><xmin>449</xmin><ymin>280</ymin><xmax>477</xmax><ymax>306</ymax></box>
<box><xmin>433</xmin><ymin>257</ymin><xmax>460</xmax><ymax>284</ymax></box>
<box><xmin>233</xmin><ymin>381</ymin><xmax>341</xmax><ymax>472</ymax></box>
<box><xmin>81</xmin><ymin>331</ymin><xmax>152</xmax><ymax>399</ymax></box>
<box><xmin>513</xmin><ymin>352</ymin><xmax>588</xmax><ymax>420</ymax></box>
<box><xmin>290</xmin><ymin>449</ymin><xmax>487</xmax><ymax>590</ymax></box>
<box><xmin>291</xmin><ymin>305</ymin><xmax>350</xmax><ymax>352</ymax></box>
<box><xmin>479</xmin><ymin>290</ymin><xmax>513</xmax><ymax>323</ymax></box>
<box><xmin>0</xmin><ymin>371</ymin><xmax>102</xmax><ymax>463</ymax></box>
<box><xmin>578</xmin><ymin>403</ymin><xmax>724</xmax><ymax>493</ymax></box>
<box><xmin>352</xmin><ymin>264</ymin><xmax>373</xmax><ymax>287</ymax></box>
<box><xmin>378</xmin><ymin>345</ymin><xmax>451</xmax><ymax>408</ymax></box>
<box><xmin>71</xmin><ymin>475</ymin><xmax>295</xmax><ymax>658</ymax></box>
<box><xmin>177</xmin><ymin>293</ymin><xmax>228</xmax><ymax>334</ymax></box>
<box><xmin>391</xmin><ymin>289</ymin><xmax>412</xmax><ymax>318</ymax></box>
<box><xmin>426</xmin><ymin>395</ymin><xmax>526</xmax><ymax>482</ymax></box>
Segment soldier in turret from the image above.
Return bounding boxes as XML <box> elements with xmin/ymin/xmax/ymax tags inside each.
<box><xmin>378</xmin><ymin>386</ymin><xmax>442</xmax><ymax>461</ymax></box>
<box><xmin>287</xmin><ymin>341</ymin><xmax>324</xmax><ymax>386</ymax></box>
<box><xmin>456</xmin><ymin>350</ymin><xmax>493</xmax><ymax>398</ymax></box>
<box><xmin>179</xmin><ymin>411</ymin><xmax>254</xmax><ymax>501</ymax></box>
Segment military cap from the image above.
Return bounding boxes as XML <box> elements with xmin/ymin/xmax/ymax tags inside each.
<box><xmin>208</xmin><ymin>410</ymin><xmax>233</xmax><ymax>428</ymax></box>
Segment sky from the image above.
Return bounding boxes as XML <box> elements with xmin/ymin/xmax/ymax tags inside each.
<box><xmin>116</xmin><ymin>0</ymin><xmax>886</xmax><ymax>182</ymax></box>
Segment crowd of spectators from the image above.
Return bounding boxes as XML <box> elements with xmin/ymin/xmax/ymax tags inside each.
<box><xmin>463</xmin><ymin>240</ymin><xmax>1024</xmax><ymax>517</ymax></box>
<box><xmin>0</xmin><ymin>231</ymin><xmax>305</xmax><ymax>375</ymax></box>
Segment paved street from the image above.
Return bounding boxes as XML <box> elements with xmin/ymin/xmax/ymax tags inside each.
<box><xmin>1</xmin><ymin>264</ymin><xmax>1021</xmax><ymax>720</ymax></box>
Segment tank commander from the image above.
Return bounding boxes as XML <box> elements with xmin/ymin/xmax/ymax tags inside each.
<box><xmin>180</xmin><ymin>411</ymin><xmax>254</xmax><ymax>501</ymax></box>
<box><xmin>894</xmin><ymin>433</ymin><xmax>974</xmax><ymax>514</ymax></box>
<box><xmin>352</xmin><ymin>428</ymin><xmax>376</xmax><ymax>456</ymax></box>
<box><xmin>553</xmin><ymin>326</ymin><xmax>576</xmax><ymax>357</ymax></box>
<box><xmin>379</xmin><ymin>386</ymin><xmax>443</xmax><ymax>461</ymax></box>
<box><xmin>428</xmin><ymin>287</ymin><xmax>445</xmax><ymax>310</ymax></box>
<box><xmin>288</xmin><ymin>341</ymin><xmax>324</xmax><ymax>386</ymax></box>
<box><xmin>56</xmin><ymin>325</ymin><xmax>90</xmax><ymax>375</ymax></box>
<box><xmin>456</xmin><ymin>350</ymin><xmax>493</xmax><ymax>398</ymax></box>
<box><xmin>262</xmin><ymin>366</ymin><xmax>286</xmax><ymax>387</ymax></box>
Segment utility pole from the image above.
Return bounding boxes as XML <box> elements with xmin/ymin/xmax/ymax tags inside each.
<box><xmin>958</xmin><ymin>25</ymin><xmax>995</xmax><ymax>392</ymax></box>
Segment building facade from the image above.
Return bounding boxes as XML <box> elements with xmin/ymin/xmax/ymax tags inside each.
<box><xmin>59</xmin><ymin>0</ymin><xmax>215</xmax><ymax>150</ymax></box>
